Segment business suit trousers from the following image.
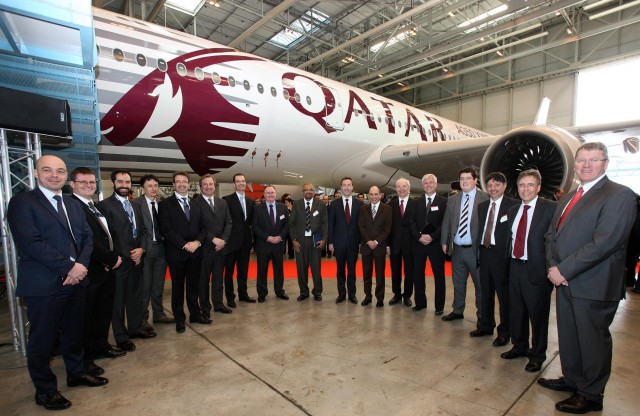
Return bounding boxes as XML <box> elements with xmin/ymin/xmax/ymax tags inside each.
<box><xmin>361</xmin><ymin>252</ymin><xmax>386</xmax><ymax>300</ymax></box>
<box><xmin>84</xmin><ymin>269</ymin><xmax>116</xmax><ymax>363</ymax></box>
<box><xmin>451</xmin><ymin>245</ymin><xmax>482</xmax><ymax>319</ymax></box>
<box><xmin>168</xmin><ymin>258</ymin><xmax>203</xmax><ymax>324</ymax></box>
<box><xmin>508</xmin><ymin>260</ymin><xmax>552</xmax><ymax>363</ymax></box>
<box><xmin>478</xmin><ymin>246</ymin><xmax>510</xmax><ymax>337</ymax></box>
<box><xmin>25</xmin><ymin>285</ymin><xmax>86</xmax><ymax>394</ymax></box>
<box><xmin>413</xmin><ymin>248</ymin><xmax>446</xmax><ymax>311</ymax></box>
<box><xmin>334</xmin><ymin>244</ymin><xmax>359</xmax><ymax>297</ymax></box>
<box><xmin>200</xmin><ymin>250</ymin><xmax>227</xmax><ymax>312</ymax></box>
<box><xmin>256</xmin><ymin>251</ymin><xmax>285</xmax><ymax>297</ymax></box>
<box><xmin>224</xmin><ymin>244</ymin><xmax>251</xmax><ymax>300</ymax></box>
<box><xmin>295</xmin><ymin>236</ymin><xmax>322</xmax><ymax>296</ymax></box>
<box><xmin>390</xmin><ymin>250</ymin><xmax>413</xmax><ymax>299</ymax></box>
<box><xmin>142</xmin><ymin>242</ymin><xmax>167</xmax><ymax>321</ymax></box>
<box><xmin>113</xmin><ymin>259</ymin><xmax>144</xmax><ymax>344</ymax></box>
<box><xmin>556</xmin><ymin>286</ymin><xmax>619</xmax><ymax>403</ymax></box>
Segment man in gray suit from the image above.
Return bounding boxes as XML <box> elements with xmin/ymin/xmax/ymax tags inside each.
<box><xmin>441</xmin><ymin>167</ymin><xmax>488</xmax><ymax>322</ymax></box>
<box><xmin>133</xmin><ymin>174</ymin><xmax>174</xmax><ymax>329</ymax></box>
<box><xmin>539</xmin><ymin>142</ymin><xmax>636</xmax><ymax>414</ymax></box>
<box><xmin>289</xmin><ymin>183</ymin><xmax>327</xmax><ymax>301</ymax></box>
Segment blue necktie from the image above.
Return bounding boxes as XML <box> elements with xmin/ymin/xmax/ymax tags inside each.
<box><xmin>182</xmin><ymin>197</ymin><xmax>191</xmax><ymax>221</ymax></box>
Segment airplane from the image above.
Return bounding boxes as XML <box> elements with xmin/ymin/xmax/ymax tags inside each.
<box><xmin>94</xmin><ymin>8</ymin><xmax>639</xmax><ymax>199</ymax></box>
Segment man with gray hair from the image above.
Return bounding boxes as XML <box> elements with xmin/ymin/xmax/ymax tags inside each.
<box><xmin>388</xmin><ymin>177</ymin><xmax>416</xmax><ymax>307</ymax></box>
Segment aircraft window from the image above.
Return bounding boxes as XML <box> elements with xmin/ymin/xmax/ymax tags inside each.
<box><xmin>195</xmin><ymin>67</ymin><xmax>204</xmax><ymax>80</ymax></box>
<box><xmin>398</xmin><ymin>120</ymin><xmax>402</xmax><ymax>128</ymax></box>
<box><xmin>411</xmin><ymin>125</ymin><xmax>415</xmax><ymax>131</ymax></box>
<box><xmin>369</xmin><ymin>114</ymin><xmax>374</xmax><ymax>122</ymax></box>
<box><xmin>378</xmin><ymin>116</ymin><xmax>382</xmax><ymax>123</ymax></box>
<box><xmin>136</xmin><ymin>54</ymin><xmax>146</xmax><ymax>67</ymax></box>
<box><xmin>385</xmin><ymin>118</ymin><xmax>389</xmax><ymax>125</ymax></box>
<box><xmin>294</xmin><ymin>93</ymin><xmax>301</xmax><ymax>103</ymax></box>
<box><xmin>257</xmin><ymin>83</ymin><xmax>264</xmax><ymax>93</ymax></box>
<box><xmin>113</xmin><ymin>48</ymin><xmax>125</xmax><ymax>62</ymax></box>
<box><xmin>243</xmin><ymin>80</ymin><xmax>250</xmax><ymax>90</ymax></box>
<box><xmin>271</xmin><ymin>87</ymin><xmax>277</xmax><ymax>97</ymax></box>
<box><xmin>306</xmin><ymin>96</ymin><xmax>311</xmax><ymax>105</ymax></box>
<box><xmin>283</xmin><ymin>90</ymin><xmax>290</xmax><ymax>100</ymax></box>
<box><xmin>157</xmin><ymin>59</ymin><xmax>167</xmax><ymax>72</ymax></box>
<box><xmin>176</xmin><ymin>63</ymin><xmax>187</xmax><ymax>77</ymax></box>
<box><xmin>212</xmin><ymin>72</ymin><xmax>221</xmax><ymax>84</ymax></box>
<box><xmin>228</xmin><ymin>76</ymin><xmax>236</xmax><ymax>87</ymax></box>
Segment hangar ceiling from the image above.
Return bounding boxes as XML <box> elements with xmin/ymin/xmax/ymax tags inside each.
<box><xmin>92</xmin><ymin>0</ymin><xmax>640</xmax><ymax>109</ymax></box>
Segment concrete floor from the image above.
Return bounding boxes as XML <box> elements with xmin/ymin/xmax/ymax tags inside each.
<box><xmin>1</xmin><ymin>260</ymin><xmax>639</xmax><ymax>415</ymax></box>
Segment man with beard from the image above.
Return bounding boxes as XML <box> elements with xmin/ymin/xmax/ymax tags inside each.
<box><xmin>97</xmin><ymin>169</ymin><xmax>154</xmax><ymax>352</ymax></box>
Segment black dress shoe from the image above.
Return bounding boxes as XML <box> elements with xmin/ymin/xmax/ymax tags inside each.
<box><xmin>376</xmin><ymin>300</ymin><xmax>384</xmax><ymax>308</ymax></box>
<box><xmin>361</xmin><ymin>297</ymin><xmax>372</xmax><ymax>306</ymax></box>
<box><xmin>214</xmin><ymin>306</ymin><xmax>233</xmax><ymax>314</ymax></box>
<box><xmin>435</xmin><ymin>310</ymin><xmax>444</xmax><ymax>315</ymax></box>
<box><xmin>335</xmin><ymin>295</ymin><xmax>346</xmax><ymax>303</ymax></box>
<box><xmin>555</xmin><ymin>393</ymin><xmax>603</xmax><ymax>414</ymax></box>
<box><xmin>297</xmin><ymin>294</ymin><xmax>309</xmax><ymax>301</ymax></box>
<box><xmin>493</xmin><ymin>336</ymin><xmax>509</xmax><ymax>347</ymax></box>
<box><xmin>442</xmin><ymin>312</ymin><xmax>464</xmax><ymax>321</ymax></box>
<box><xmin>403</xmin><ymin>298</ymin><xmax>412</xmax><ymax>307</ymax></box>
<box><xmin>67</xmin><ymin>374</ymin><xmax>109</xmax><ymax>388</ymax></box>
<box><xmin>348</xmin><ymin>296</ymin><xmax>358</xmax><ymax>304</ymax></box>
<box><xmin>314</xmin><ymin>294</ymin><xmax>322</xmax><ymax>301</ymax></box>
<box><xmin>258</xmin><ymin>295</ymin><xmax>266</xmax><ymax>303</ymax></box>
<box><xmin>469</xmin><ymin>329</ymin><xmax>493</xmax><ymax>337</ymax></box>
<box><xmin>412</xmin><ymin>305</ymin><xmax>426</xmax><ymax>311</ymax></box>
<box><xmin>500</xmin><ymin>347</ymin><xmax>528</xmax><ymax>359</ymax></box>
<box><xmin>94</xmin><ymin>346</ymin><xmax>126</xmax><ymax>359</ymax></box>
<box><xmin>153</xmin><ymin>316</ymin><xmax>175</xmax><ymax>324</ymax></box>
<box><xmin>176</xmin><ymin>323</ymin><xmax>186</xmax><ymax>333</ymax></box>
<box><xmin>202</xmin><ymin>310</ymin><xmax>211</xmax><ymax>319</ymax></box>
<box><xmin>141</xmin><ymin>321</ymin><xmax>154</xmax><ymax>332</ymax></box>
<box><xmin>190</xmin><ymin>316</ymin><xmax>213</xmax><ymax>324</ymax></box>
<box><xmin>35</xmin><ymin>391</ymin><xmax>72</xmax><ymax>410</ymax></box>
<box><xmin>277</xmin><ymin>293</ymin><xmax>289</xmax><ymax>300</ymax></box>
<box><xmin>85</xmin><ymin>363</ymin><xmax>105</xmax><ymax>377</ymax></box>
<box><xmin>116</xmin><ymin>340</ymin><xmax>136</xmax><ymax>352</ymax></box>
<box><xmin>239</xmin><ymin>295</ymin><xmax>257</xmax><ymax>303</ymax></box>
<box><xmin>388</xmin><ymin>295</ymin><xmax>402</xmax><ymax>305</ymax></box>
<box><xmin>227</xmin><ymin>299</ymin><xmax>237</xmax><ymax>308</ymax></box>
<box><xmin>537</xmin><ymin>377</ymin><xmax>577</xmax><ymax>392</ymax></box>
<box><xmin>525</xmin><ymin>361</ymin><xmax>542</xmax><ymax>373</ymax></box>
<box><xmin>131</xmin><ymin>330</ymin><xmax>157</xmax><ymax>339</ymax></box>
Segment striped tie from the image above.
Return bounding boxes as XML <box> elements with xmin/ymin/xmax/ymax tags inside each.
<box><xmin>458</xmin><ymin>194</ymin><xmax>470</xmax><ymax>238</ymax></box>
<box><xmin>305</xmin><ymin>201</ymin><xmax>311</xmax><ymax>232</ymax></box>
<box><xmin>372</xmin><ymin>204</ymin><xmax>377</xmax><ymax>220</ymax></box>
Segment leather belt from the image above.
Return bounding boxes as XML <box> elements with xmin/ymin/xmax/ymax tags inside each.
<box><xmin>511</xmin><ymin>258</ymin><xmax>527</xmax><ymax>264</ymax></box>
<box><xmin>455</xmin><ymin>244</ymin><xmax>472</xmax><ymax>248</ymax></box>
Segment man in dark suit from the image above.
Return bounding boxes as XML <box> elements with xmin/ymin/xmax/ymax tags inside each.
<box><xmin>388</xmin><ymin>178</ymin><xmax>415</xmax><ymax>307</ymax></box>
<box><xmin>252</xmin><ymin>185</ymin><xmax>289</xmax><ymax>302</ymax></box>
<box><xmin>97</xmin><ymin>169</ymin><xmax>154</xmax><ymax>352</ymax></box>
<box><xmin>500</xmin><ymin>169</ymin><xmax>555</xmax><ymax>374</ymax></box>
<box><xmin>289</xmin><ymin>183</ymin><xmax>327</xmax><ymax>301</ymax></box>
<box><xmin>470</xmin><ymin>172</ymin><xmax>518</xmax><ymax>345</ymax></box>
<box><xmin>69</xmin><ymin>168</ymin><xmax>124</xmax><ymax>377</ymax></box>
<box><xmin>441</xmin><ymin>167</ymin><xmax>488</xmax><ymax>321</ymax></box>
<box><xmin>132</xmin><ymin>174</ymin><xmax>174</xmax><ymax>329</ymax></box>
<box><xmin>410</xmin><ymin>173</ymin><xmax>448</xmax><ymax>313</ymax></box>
<box><xmin>158</xmin><ymin>172</ymin><xmax>209</xmax><ymax>332</ymax></box>
<box><xmin>328</xmin><ymin>177</ymin><xmax>364</xmax><ymax>304</ymax></box>
<box><xmin>195</xmin><ymin>174</ymin><xmax>232</xmax><ymax>316</ymax></box>
<box><xmin>358</xmin><ymin>186</ymin><xmax>392</xmax><ymax>307</ymax></box>
<box><xmin>540</xmin><ymin>142</ymin><xmax>636</xmax><ymax>414</ymax></box>
<box><xmin>223</xmin><ymin>173</ymin><xmax>256</xmax><ymax>306</ymax></box>
<box><xmin>8</xmin><ymin>155</ymin><xmax>107</xmax><ymax>411</ymax></box>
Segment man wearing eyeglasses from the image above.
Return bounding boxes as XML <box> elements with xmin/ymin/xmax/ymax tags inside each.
<box><xmin>540</xmin><ymin>142</ymin><xmax>636</xmax><ymax>414</ymax></box>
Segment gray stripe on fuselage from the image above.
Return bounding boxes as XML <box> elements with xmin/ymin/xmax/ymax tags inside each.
<box><xmin>98</xmin><ymin>153</ymin><xmax>186</xmax><ymax>163</ymax></box>
<box><xmin>100</xmin><ymin>137</ymin><xmax>180</xmax><ymax>149</ymax></box>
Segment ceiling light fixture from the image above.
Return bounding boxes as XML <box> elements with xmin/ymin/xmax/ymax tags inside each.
<box><xmin>584</xmin><ymin>0</ymin><xmax>617</xmax><ymax>11</ymax></box>
<box><xmin>589</xmin><ymin>0</ymin><xmax>640</xmax><ymax>19</ymax></box>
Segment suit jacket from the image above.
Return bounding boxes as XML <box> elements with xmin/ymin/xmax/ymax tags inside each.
<box><xmin>546</xmin><ymin>176</ymin><xmax>636</xmax><ymax>301</ymax></box>
<box><xmin>252</xmin><ymin>201</ymin><xmax>288</xmax><ymax>253</ymax></box>
<box><xmin>388</xmin><ymin>197</ymin><xmax>416</xmax><ymax>255</ymax></box>
<box><xmin>193</xmin><ymin>195</ymin><xmax>232</xmax><ymax>256</ymax></box>
<box><xmin>358</xmin><ymin>202</ymin><xmax>392</xmax><ymax>256</ymax></box>
<box><xmin>441</xmin><ymin>189</ymin><xmax>489</xmax><ymax>255</ymax></box>
<box><xmin>132</xmin><ymin>195</ymin><xmax>163</xmax><ymax>248</ymax></box>
<box><xmin>289</xmin><ymin>198</ymin><xmax>328</xmax><ymax>243</ymax></box>
<box><xmin>476</xmin><ymin>196</ymin><xmax>518</xmax><ymax>260</ymax></box>
<box><xmin>328</xmin><ymin>197</ymin><xmax>364</xmax><ymax>249</ymax></box>
<box><xmin>223</xmin><ymin>192</ymin><xmax>254</xmax><ymax>253</ymax></box>
<box><xmin>158</xmin><ymin>194</ymin><xmax>207</xmax><ymax>261</ymax></box>
<box><xmin>97</xmin><ymin>193</ymin><xmax>146</xmax><ymax>258</ymax></box>
<box><xmin>409</xmin><ymin>194</ymin><xmax>448</xmax><ymax>253</ymax></box>
<box><xmin>8</xmin><ymin>188</ymin><xmax>93</xmax><ymax>296</ymax></box>
<box><xmin>507</xmin><ymin>197</ymin><xmax>556</xmax><ymax>283</ymax></box>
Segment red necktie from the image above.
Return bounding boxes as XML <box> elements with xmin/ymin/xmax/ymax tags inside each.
<box><xmin>345</xmin><ymin>199</ymin><xmax>351</xmax><ymax>224</ymax></box>
<box><xmin>556</xmin><ymin>187</ymin><xmax>583</xmax><ymax>231</ymax></box>
<box><xmin>400</xmin><ymin>199</ymin><xmax>405</xmax><ymax>218</ymax></box>
<box><xmin>513</xmin><ymin>205</ymin><xmax>530</xmax><ymax>259</ymax></box>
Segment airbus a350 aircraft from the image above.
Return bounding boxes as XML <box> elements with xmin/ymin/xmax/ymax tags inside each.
<box><xmin>94</xmin><ymin>8</ymin><xmax>637</xmax><ymax>198</ymax></box>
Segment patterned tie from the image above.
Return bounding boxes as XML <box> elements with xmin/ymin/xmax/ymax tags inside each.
<box><xmin>345</xmin><ymin>199</ymin><xmax>351</xmax><ymax>224</ymax></box>
<box><xmin>371</xmin><ymin>204</ymin><xmax>377</xmax><ymax>220</ymax></box>
<box><xmin>89</xmin><ymin>201</ymin><xmax>113</xmax><ymax>250</ymax></box>
<box><xmin>208</xmin><ymin>197</ymin><xmax>215</xmax><ymax>212</ymax></box>
<box><xmin>269</xmin><ymin>204</ymin><xmax>275</xmax><ymax>228</ymax></box>
<box><xmin>458</xmin><ymin>194</ymin><xmax>470</xmax><ymax>238</ymax></box>
<box><xmin>88</xmin><ymin>201</ymin><xmax>103</xmax><ymax>217</ymax></box>
<box><xmin>513</xmin><ymin>205</ymin><xmax>530</xmax><ymax>259</ymax></box>
<box><xmin>483</xmin><ymin>202</ymin><xmax>496</xmax><ymax>248</ymax></box>
<box><xmin>425</xmin><ymin>196</ymin><xmax>432</xmax><ymax>224</ymax></box>
<box><xmin>399</xmin><ymin>199</ymin><xmax>405</xmax><ymax>218</ymax></box>
<box><xmin>305</xmin><ymin>201</ymin><xmax>311</xmax><ymax>232</ymax></box>
<box><xmin>123</xmin><ymin>199</ymin><xmax>136</xmax><ymax>237</ymax></box>
<box><xmin>53</xmin><ymin>195</ymin><xmax>77</xmax><ymax>259</ymax></box>
<box><xmin>556</xmin><ymin>187</ymin><xmax>583</xmax><ymax>231</ymax></box>
<box><xmin>151</xmin><ymin>201</ymin><xmax>162</xmax><ymax>241</ymax></box>
<box><xmin>181</xmin><ymin>197</ymin><xmax>190</xmax><ymax>221</ymax></box>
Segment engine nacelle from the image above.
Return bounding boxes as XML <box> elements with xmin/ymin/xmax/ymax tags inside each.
<box><xmin>480</xmin><ymin>125</ymin><xmax>584</xmax><ymax>199</ymax></box>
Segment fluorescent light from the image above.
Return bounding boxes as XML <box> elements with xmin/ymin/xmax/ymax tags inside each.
<box><xmin>458</xmin><ymin>5</ymin><xmax>508</xmax><ymax>28</ymax></box>
<box><xmin>448</xmin><ymin>11</ymin><xmax>456</xmax><ymax>18</ymax></box>
<box><xmin>166</xmin><ymin>0</ymin><xmax>206</xmax><ymax>16</ymax></box>
<box><xmin>496</xmin><ymin>50</ymin><xmax>504</xmax><ymax>56</ymax></box>
<box><xmin>584</xmin><ymin>0</ymin><xmax>617</xmax><ymax>11</ymax></box>
<box><xmin>589</xmin><ymin>0</ymin><xmax>640</xmax><ymax>19</ymax></box>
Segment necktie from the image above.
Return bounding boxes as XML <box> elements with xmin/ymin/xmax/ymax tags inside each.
<box><xmin>399</xmin><ymin>199</ymin><xmax>405</xmax><ymax>218</ymax></box>
<box><xmin>240</xmin><ymin>196</ymin><xmax>246</xmax><ymax>220</ymax></box>
<box><xmin>123</xmin><ymin>199</ymin><xmax>136</xmax><ymax>237</ymax></box>
<box><xmin>556</xmin><ymin>187</ymin><xmax>583</xmax><ymax>231</ymax></box>
<box><xmin>483</xmin><ymin>202</ymin><xmax>496</xmax><ymax>248</ymax></box>
<box><xmin>208</xmin><ymin>197</ymin><xmax>215</xmax><ymax>212</ymax></box>
<box><xmin>151</xmin><ymin>201</ymin><xmax>162</xmax><ymax>241</ymax></box>
<box><xmin>269</xmin><ymin>204</ymin><xmax>275</xmax><ymax>228</ymax></box>
<box><xmin>372</xmin><ymin>204</ymin><xmax>377</xmax><ymax>220</ymax></box>
<box><xmin>305</xmin><ymin>201</ymin><xmax>311</xmax><ymax>232</ymax></box>
<box><xmin>88</xmin><ymin>201</ymin><xmax>103</xmax><ymax>217</ymax></box>
<box><xmin>53</xmin><ymin>195</ymin><xmax>77</xmax><ymax>259</ymax></box>
<box><xmin>89</xmin><ymin>201</ymin><xmax>113</xmax><ymax>250</ymax></box>
<box><xmin>345</xmin><ymin>199</ymin><xmax>351</xmax><ymax>224</ymax></box>
<box><xmin>181</xmin><ymin>197</ymin><xmax>190</xmax><ymax>220</ymax></box>
<box><xmin>425</xmin><ymin>196</ymin><xmax>432</xmax><ymax>224</ymax></box>
<box><xmin>458</xmin><ymin>194</ymin><xmax>470</xmax><ymax>238</ymax></box>
<box><xmin>513</xmin><ymin>205</ymin><xmax>530</xmax><ymax>259</ymax></box>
